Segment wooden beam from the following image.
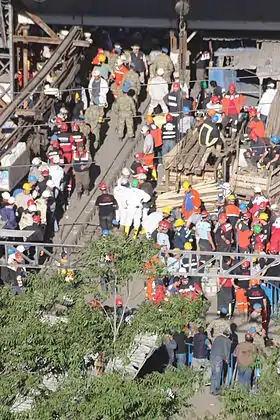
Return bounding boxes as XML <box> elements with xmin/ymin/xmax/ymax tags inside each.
<box><xmin>186</xmin><ymin>31</ymin><xmax>197</xmax><ymax>44</ymax></box>
<box><xmin>13</xmin><ymin>35</ymin><xmax>90</xmax><ymax>48</ymax></box>
<box><xmin>24</xmin><ymin>11</ymin><xmax>58</xmax><ymax>39</ymax></box>
<box><xmin>22</xmin><ymin>27</ymin><xmax>29</xmax><ymax>88</ymax></box>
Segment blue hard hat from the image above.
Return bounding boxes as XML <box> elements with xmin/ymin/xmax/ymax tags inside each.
<box><xmin>122</xmin><ymin>85</ymin><xmax>129</xmax><ymax>93</ymax></box>
<box><xmin>248</xmin><ymin>327</ymin><xmax>256</xmax><ymax>334</ymax></box>
<box><xmin>253</xmin><ymin>303</ymin><xmax>262</xmax><ymax>310</ymax></box>
<box><xmin>13</xmin><ymin>188</ymin><xmax>22</xmax><ymax>197</ymax></box>
<box><xmin>270</xmin><ymin>135</ymin><xmax>279</xmax><ymax>144</ymax></box>
<box><xmin>239</xmin><ymin>202</ymin><xmax>247</xmax><ymax>212</ymax></box>
<box><xmin>28</xmin><ymin>175</ymin><xmax>38</xmax><ymax>183</ymax></box>
<box><xmin>182</xmin><ymin>106</ymin><xmax>190</xmax><ymax>113</ymax></box>
<box><xmin>7</xmin><ymin>248</ymin><xmax>15</xmax><ymax>255</ymax></box>
<box><xmin>162</xmin><ymin>47</ymin><xmax>168</xmax><ymax>54</ymax></box>
<box><xmin>210</xmin><ymin>214</ymin><xmax>218</xmax><ymax>221</ymax></box>
<box><xmin>212</xmin><ymin>114</ymin><xmax>219</xmax><ymax>123</ymax></box>
<box><xmin>221</xmin><ymin>307</ymin><xmax>228</xmax><ymax>314</ymax></box>
<box><xmin>102</xmin><ymin>229</ymin><xmax>109</xmax><ymax>236</ymax></box>
<box><xmin>51</xmin><ymin>134</ymin><xmax>58</xmax><ymax>141</ymax></box>
<box><xmin>93</xmin><ymin>97</ymin><xmax>99</xmax><ymax>105</ymax></box>
<box><xmin>112</xmin><ymin>219</ymin><xmax>119</xmax><ymax>226</ymax></box>
<box><xmin>115</xmin><ymin>47</ymin><xmax>121</xmax><ymax>53</ymax></box>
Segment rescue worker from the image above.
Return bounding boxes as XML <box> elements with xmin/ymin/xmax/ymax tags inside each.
<box><xmin>108</xmin><ymin>43</ymin><xmax>122</xmax><ymax>70</ymax></box>
<box><xmin>130</xmin><ymin>152</ymin><xmax>145</xmax><ymax>176</ymax></box>
<box><xmin>72</xmin><ymin>92</ymin><xmax>84</xmax><ymax>120</ymax></box>
<box><xmin>72</xmin><ymin>143</ymin><xmax>92</xmax><ymax>198</ymax></box>
<box><xmin>257</xmin><ymin>79</ymin><xmax>277</xmax><ymax>126</ymax></box>
<box><xmin>92</xmin><ymin>48</ymin><xmax>105</xmax><ymax>66</ymax></box>
<box><xmin>46</xmin><ymin>135</ymin><xmax>64</xmax><ymax>164</ymax></box>
<box><xmin>151</xmin><ymin>47</ymin><xmax>174</xmax><ymax>83</ymax></box>
<box><xmin>93</xmin><ymin>54</ymin><xmax>112</xmax><ymax>81</ymax></box>
<box><xmin>56</xmin><ymin>122</ymin><xmax>73</xmax><ymax>164</ymax></box>
<box><xmin>224</xmin><ymin>195</ymin><xmax>240</xmax><ymax>229</ymax></box>
<box><xmin>165</xmin><ymin>82</ymin><xmax>182</xmax><ymax>115</ymax></box>
<box><xmin>70</xmin><ymin>121</ymin><xmax>85</xmax><ymax>150</ymax></box>
<box><xmin>15</xmin><ymin>183</ymin><xmax>32</xmax><ymax>214</ymax></box>
<box><xmin>173</xmin><ymin>219</ymin><xmax>188</xmax><ymax>250</ymax></box>
<box><xmin>236</xmin><ymin>211</ymin><xmax>252</xmax><ymax>253</ymax></box>
<box><xmin>94</xmin><ymin>183</ymin><xmax>118</xmax><ymax>233</ymax></box>
<box><xmin>29</xmin><ymin>157</ymin><xmax>44</xmax><ymax>183</ymax></box>
<box><xmin>246</xmin><ymin>107</ymin><xmax>265</xmax><ymax>141</ymax></box>
<box><xmin>124</xmin><ymin>179</ymin><xmax>150</xmax><ymax>238</ymax></box>
<box><xmin>129</xmin><ymin>45</ymin><xmax>148</xmax><ymax>84</ymax></box>
<box><xmin>113</xmin><ymin>179</ymin><xmax>129</xmax><ymax>229</ymax></box>
<box><xmin>221</xmin><ymin>84</ymin><xmax>246</xmax><ymax>137</ymax></box>
<box><xmin>147</xmin><ymin>115</ymin><xmax>163</xmax><ymax>165</ymax></box>
<box><xmin>19</xmin><ymin>201</ymin><xmax>37</xmax><ymax>231</ymax></box>
<box><xmin>245</xmin><ymin>278</ymin><xmax>268</xmax><ymax>337</ymax></box>
<box><xmin>138</xmin><ymin>172</ymin><xmax>155</xmax><ymax>220</ymax></box>
<box><xmin>259</xmin><ymin>135</ymin><xmax>280</xmax><ymax>170</ymax></box>
<box><xmin>198</xmin><ymin>114</ymin><xmax>221</xmax><ymax>148</ymax></box>
<box><xmin>181</xmin><ymin>181</ymin><xmax>201</xmax><ymax>220</ymax></box>
<box><xmin>215</xmin><ymin>214</ymin><xmax>234</xmax><ymax>253</ymax></box>
<box><xmin>121</xmin><ymin>62</ymin><xmax>141</xmax><ymax>104</ymax></box>
<box><xmin>114</xmin><ymin>82</ymin><xmax>136</xmax><ymax>140</ymax></box>
<box><xmin>161</xmin><ymin>113</ymin><xmax>177</xmax><ymax>156</ymax></box>
<box><xmin>179</xmin><ymin>106</ymin><xmax>195</xmax><ymax>136</ymax></box>
<box><xmin>117</xmin><ymin>167</ymin><xmax>130</xmax><ymax>187</ymax></box>
<box><xmin>209</xmin><ymin>80</ymin><xmax>223</xmax><ymax>100</ymax></box>
<box><xmin>49</xmin><ymin>155</ymin><xmax>64</xmax><ymax>190</ymax></box>
<box><xmin>270</xmin><ymin>217</ymin><xmax>280</xmax><ymax>253</ymax></box>
<box><xmin>206</xmin><ymin>96</ymin><xmax>223</xmax><ymax>121</ymax></box>
<box><xmin>110</xmin><ymin>58</ymin><xmax>128</xmax><ymax>100</ymax></box>
<box><xmin>192</xmin><ymin>49</ymin><xmax>210</xmax><ymax>99</ymax></box>
<box><xmin>141</xmin><ymin>125</ymin><xmax>154</xmax><ymax>169</ymax></box>
<box><xmin>35</xmin><ymin>189</ymin><xmax>50</xmax><ymax>227</ymax></box>
<box><xmin>0</xmin><ymin>196</ymin><xmax>17</xmax><ymax>230</ymax></box>
<box><xmin>88</xmin><ymin>69</ymin><xmax>109</xmax><ymax>114</ymax></box>
<box><xmin>196</xmin><ymin>210</ymin><xmax>216</xmax><ymax>255</ymax></box>
<box><xmin>84</xmin><ymin>103</ymin><xmax>101</xmax><ymax>149</ymax></box>
<box><xmin>147</xmin><ymin>68</ymin><xmax>169</xmax><ymax>114</ymax></box>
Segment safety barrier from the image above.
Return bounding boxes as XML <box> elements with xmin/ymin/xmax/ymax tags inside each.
<box><xmin>261</xmin><ymin>281</ymin><xmax>280</xmax><ymax>314</ymax></box>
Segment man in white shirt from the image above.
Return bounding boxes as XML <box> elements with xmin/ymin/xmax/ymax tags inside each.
<box><xmin>49</xmin><ymin>155</ymin><xmax>64</xmax><ymax>190</ymax></box>
<box><xmin>257</xmin><ymin>79</ymin><xmax>277</xmax><ymax>126</ymax></box>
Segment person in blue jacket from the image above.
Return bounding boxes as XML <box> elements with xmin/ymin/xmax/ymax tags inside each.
<box><xmin>0</xmin><ymin>196</ymin><xmax>17</xmax><ymax>230</ymax></box>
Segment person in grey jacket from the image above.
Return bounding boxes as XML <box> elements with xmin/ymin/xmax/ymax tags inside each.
<box><xmin>163</xmin><ymin>333</ymin><xmax>177</xmax><ymax>367</ymax></box>
<box><xmin>210</xmin><ymin>328</ymin><xmax>231</xmax><ymax>395</ymax></box>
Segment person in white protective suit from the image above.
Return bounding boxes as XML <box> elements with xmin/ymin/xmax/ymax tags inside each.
<box><xmin>124</xmin><ymin>179</ymin><xmax>150</xmax><ymax>239</ymax></box>
<box><xmin>113</xmin><ymin>178</ymin><xmax>130</xmax><ymax>229</ymax></box>
<box><xmin>117</xmin><ymin>167</ymin><xmax>131</xmax><ymax>187</ymax></box>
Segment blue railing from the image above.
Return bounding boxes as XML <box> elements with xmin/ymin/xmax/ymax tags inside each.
<box><xmin>261</xmin><ymin>281</ymin><xmax>280</xmax><ymax>314</ymax></box>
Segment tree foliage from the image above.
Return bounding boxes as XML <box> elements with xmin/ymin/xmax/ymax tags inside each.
<box><xmin>223</xmin><ymin>348</ymin><xmax>280</xmax><ymax>420</ymax></box>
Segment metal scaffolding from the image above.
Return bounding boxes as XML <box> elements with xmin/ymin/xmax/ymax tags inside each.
<box><xmin>0</xmin><ymin>0</ymin><xmax>14</xmax><ymax>108</ymax></box>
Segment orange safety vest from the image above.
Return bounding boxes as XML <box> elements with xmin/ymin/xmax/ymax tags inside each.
<box><xmin>225</xmin><ymin>204</ymin><xmax>240</xmax><ymax>218</ymax></box>
<box><xmin>151</xmin><ymin>127</ymin><xmax>163</xmax><ymax>148</ymax></box>
<box><xmin>248</xmin><ymin>118</ymin><xmax>265</xmax><ymax>139</ymax></box>
<box><xmin>222</xmin><ymin>94</ymin><xmax>246</xmax><ymax>115</ymax></box>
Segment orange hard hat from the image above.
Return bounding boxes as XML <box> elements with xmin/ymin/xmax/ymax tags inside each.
<box><xmin>146</xmin><ymin>115</ymin><xmax>153</xmax><ymax>124</ymax></box>
<box><xmin>207</xmin><ymin>109</ymin><xmax>216</xmax><ymax>117</ymax></box>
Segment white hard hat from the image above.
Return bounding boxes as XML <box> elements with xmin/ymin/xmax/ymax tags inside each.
<box><xmin>46</xmin><ymin>180</ymin><xmax>55</xmax><ymax>188</ymax></box>
<box><xmin>120</xmin><ymin>54</ymin><xmax>127</xmax><ymax>62</ymax></box>
<box><xmin>157</xmin><ymin>68</ymin><xmax>164</xmax><ymax>76</ymax></box>
<box><xmin>42</xmin><ymin>190</ymin><xmax>51</xmax><ymax>198</ymax></box>
<box><xmin>267</xmin><ymin>82</ymin><xmax>275</xmax><ymax>88</ymax></box>
<box><xmin>141</xmin><ymin>125</ymin><xmax>149</xmax><ymax>135</ymax></box>
<box><xmin>8</xmin><ymin>197</ymin><xmax>15</xmax><ymax>204</ymax></box>
<box><xmin>120</xmin><ymin>178</ymin><xmax>130</xmax><ymax>187</ymax></box>
<box><xmin>2</xmin><ymin>191</ymin><xmax>10</xmax><ymax>200</ymax></box>
<box><xmin>28</xmin><ymin>204</ymin><xmax>37</xmax><ymax>212</ymax></box>
<box><xmin>92</xmin><ymin>69</ymin><xmax>100</xmax><ymax>76</ymax></box>
<box><xmin>32</xmin><ymin>157</ymin><xmax>42</xmax><ymax>166</ymax></box>
<box><xmin>52</xmin><ymin>155</ymin><xmax>60</xmax><ymax>164</ymax></box>
<box><xmin>254</xmin><ymin>184</ymin><xmax>262</xmax><ymax>193</ymax></box>
<box><xmin>17</xmin><ymin>245</ymin><xmax>25</xmax><ymax>253</ymax></box>
<box><xmin>271</xmin><ymin>203</ymin><xmax>278</xmax><ymax>211</ymax></box>
<box><xmin>60</xmin><ymin>107</ymin><xmax>68</xmax><ymax>114</ymax></box>
<box><xmin>221</xmin><ymin>182</ymin><xmax>230</xmax><ymax>190</ymax></box>
<box><xmin>121</xmin><ymin>167</ymin><xmax>130</xmax><ymax>177</ymax></box>
<box><xmin>138</xmin><ymin>173</ymin><xmax>147</xmax><ymax>181</ymax></box>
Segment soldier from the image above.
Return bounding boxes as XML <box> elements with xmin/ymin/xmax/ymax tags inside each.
<box><xmin>151</xmin><ymin>47</ymin><xmax>174</xmax><ymax>83</ymax></box>
<box><xmin>108</xmin><ymin>43</ymin><xmax>122</xmax><ymax>71</ymax></box>
<box><xmin>114</xmin><ymin>82</ymin><xmax>136</xmax><ymax>140</ymax></box>
<box><xmin>85</xmin><ymin>104</ymin><xmax>101</xmax><ymax>149</ymax></box>
<box><xmin>121</xmin><ymin>62</ymin><xmax>141</xmax><ymax>104</ymax></box>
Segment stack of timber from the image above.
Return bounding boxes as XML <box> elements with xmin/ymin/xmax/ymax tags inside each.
<box><xmin>156</xmin><ymin>180</ymin><xmax>221</xmax><ymax>212</ymax></box>
<box><xmin>163</xmin><ymin>129</ymin><xmax>211</xmax><ymax>176</ymax></box>
<box><xmin>230</xmin><ymin>172</ymin><xmax>268</xmax><ymax>199</ymax></box>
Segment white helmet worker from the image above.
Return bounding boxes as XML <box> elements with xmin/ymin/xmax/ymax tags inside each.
<box><xmin>121</xmin><ymin>167</ymin><xmax>130</xmax><ymax>177</ymax></box>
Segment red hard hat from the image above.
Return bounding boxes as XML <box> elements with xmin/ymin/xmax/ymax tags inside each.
<box><xmin>249</xmin><ymin>107</ymin><xmax>257</xmax><ymax>117</ymax></box>
<box><xmin>71</xmin><ymin>122</ymin><xmax>79</xmax><ymax>132</ymax></box>
<box><xmin>52</xmin><ymin>141</ymin><xmax>59</xmax><ymax>149</ymax></box>
<box><xmin>254</xmin><ymin>243</ymin><xmax>264</xmax><ymax>251</ymax></box>
<box><xmin>27</xmin><ymin>199</ymin><xmax>35</xmax><ymax>207</ymax></box>
<box><xmin>99</xmin><ymin>182</ymin><xmax>107</xmax><ymax>191</ymax></box>
<box><xmin>60</xmin><ymin>123</ymin><xmax>68</xmax><ymax>132</ymax></box>
<box><xmin>201</xmin><ymin>210</ymin><xmax>209</xmax><ymax>217</ymax></box>
<box><xmin>228</xmin><ymin>83</ymin><xmax>236</xmax><ymax>92</ymax></box>
<box><xmin>135</xmin><ymin>152</ymin><xmax>144</xmax><ymax>159</ymax></box>
<box><xmin>41</xmin><ymin>168</ymin><xmax>49</xmax><ymax>175</ymax></box>
<box><xmin>211</xmin><ymin>96</ymin><xmax>219</xmax><ymax>104</ymax></box>
<box><xmin>243</xmin><ymin>211</ymin><xmax>251</xmax><ymax>219</ymax></box>
<box><xmin>218</xmin><ymin>213</ymin><xmax>228</xmax><ymax>223</ymax></box>
<box><xmin>161</xmin><ymin>220</ymin><xmax>170</xmax><ymax>230</ymax></box>
<box><xmin>55</xmin><ymin>117</ymin><xmax>63</xmax><ymax>124</ymax></box>
<box><xmin>97</xmin><ymin>48</ymin><xmax>104</xmax><ymax>54</ymax></box>
<box><xmin>33</xmin><ymin>215</ymin><xmax>41</xmax><ymax>224</ymax></box>
<box><xmin>241</xmin><ymin>260</ymin><xmax>250</xmax><ymax>268</ymax></box>
<box><xmin>116</xmin><ymin>297</ymin><xmax>123</xmax><ymax>306</ymax></box>
<box><xmin>259</xmin><ymin>201</ymin><xmax>267</xmax><ymax>208</ymax></box>
<box><xmin>166</xmin><ymin>114</ymin><xmax>173</xmax><ymax>122</ymax></box>
<box><xmin>136</xmin><ymin>166</ymin><xmax>146</xmax><ymax>174</ymax></box>
<box><xmin>173</xmin><ymin>82</ymin><xmax>180</xmax><ymax>89</ymax></box>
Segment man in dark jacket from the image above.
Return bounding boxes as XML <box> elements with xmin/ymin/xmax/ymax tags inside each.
<box><xmin>210</xmin><ymin>329</ymin><xmax>231</xmax><ymax>395</ymax></box>
<box><xmin>192</xmin><ymin>326</ymin><xmax>212</xmax><ymax>378</ymax></box>
<box><xmin>173</xmin><ymin>330</ymin><xmax>187</xmax><ymax>368</ymax></box>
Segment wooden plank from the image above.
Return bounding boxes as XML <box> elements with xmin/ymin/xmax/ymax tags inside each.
<box><xmin>13</xmin><ymin>35</ymin><xmax>90</xmax><ymax>48</ymax></box>
<box><xmin>24</xmin><ymin>11</ymin><xmax>59</xmax><ymax>39</ymax></box>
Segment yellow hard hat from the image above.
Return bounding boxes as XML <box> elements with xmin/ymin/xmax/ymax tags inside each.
<box><xmin>183</xmin><ymin>181</ymin><xmax>191</xmax><ymax>191</ymax></box>
<box><xmin>259</xmin><ymin>212</ymin><xmax>268</xmax><ymax>221</ymax></box>
<box><xmin>174</xmin><ymin>218</ymin><xmax>184</xmax><ymax>228</ymax></box>
<box><xmin>226</xmin><ymin>194</ymin><xmax>235</xmax><ymax>201</ymax></box>
<box><xmin>184</xmin><ymin>242</ymin><xmax>192</xmax><ymax>250</ymax></box>
<box><xmin>22</xmin><ymin>182</ymin><xmax>32</xmax><ymax>191</ymax></box>
<box><xmin>74</xmin><ymin>92</ymin><xmax>80</xmax><ymax>101</ymax></box>
<box><xmin>99</xmin><ymin>54</ymin><xmax>106</xmax><ymax>63</ymax></box>
<box><xmin>162</xmin><ymin>206</ymin><xmax>171</xmax><ymax>215</ymax></box>
<box><xmin>146</xmin><ymin>115</ymin><xmax>154</xmax><ymax>124</ymax></box>
<box><xmin>207</xmin><ymin>109</ymin><xmax>216</xmax><ymax>117</ymax></box>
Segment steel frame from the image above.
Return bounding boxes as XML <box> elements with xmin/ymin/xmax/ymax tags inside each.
<box><xmin>0</xmin><ymin>0</ymin><xmax>14</xmax><ymax>107</ymax></box>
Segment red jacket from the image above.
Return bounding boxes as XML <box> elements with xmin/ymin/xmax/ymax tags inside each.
<box><xmin>222</xmin><ymin>94</ymin><xmax>246</xmax><ymax>115</ymax></box>
<box><xmin>111</xmin><ymin>65</ymin><xmax>128</xmax><ymax>87</ymax></box>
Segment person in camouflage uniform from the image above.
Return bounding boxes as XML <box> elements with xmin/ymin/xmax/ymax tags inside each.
<box><xmin>114</xmin><ymin>82</ymin><xmax>136</xmax><ymax>140</ymax></box>
<box><xmin>121</xmin><ymin>62</ymin><xmax>141</xmax><ymax>104</ymax></box>
<box><xmin>150</xmin><ymin>47</ymin><xmax>174</xmax><ymax>83</ymax></box>
<box><xmin>79</xmin><ymin>120</ymin><xmax>91</xmax><ymax>148</ymax></box>
<box><xmin>85</xmin><ymin>104</ymin><xmax>101</xmax><ymax>149</ymax></box>
<box><xmin>108</xmin><ymin>43</ymin><xmax>122</xmax><ymax>71</ymax></box>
